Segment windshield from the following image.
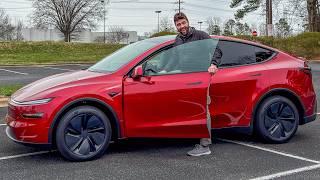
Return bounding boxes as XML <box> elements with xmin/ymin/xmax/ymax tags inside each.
<box><xmin>88</xmin><ymin>36</ymin><xmax>175</xmax><ymax>73</ymax></box>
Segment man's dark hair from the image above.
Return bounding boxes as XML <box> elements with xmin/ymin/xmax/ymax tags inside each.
<box><xmin>173</xmin><ymin>12</ymin><xmax>189</xmax><ymax>24</ymax></box>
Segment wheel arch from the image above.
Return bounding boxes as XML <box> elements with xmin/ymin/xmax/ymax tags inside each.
<box><xmin>49</xmin><ymin>98</ymin><xmax>122</xmax><ymax>145</ymax></box>
<box><xmin>252</xmin><ymin>88</ymin><xmax>306</xmax><ymax>129</ymax></box>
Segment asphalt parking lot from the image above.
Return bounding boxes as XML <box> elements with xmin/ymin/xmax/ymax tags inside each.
<box><xmin>0</xmin><ymin>62</ymin><xmax>319</xmax><ymax>180</ymax></box>
<box><xmin>0</xmin><ymin>64</ymin><xmax>91</xmax><ymax>86</ymax></box>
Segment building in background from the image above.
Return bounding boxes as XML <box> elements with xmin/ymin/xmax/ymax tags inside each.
<box><xmin>21</xmin><ymin>28</ymin><xmax>138</xmax><ymax>44</ymax></box>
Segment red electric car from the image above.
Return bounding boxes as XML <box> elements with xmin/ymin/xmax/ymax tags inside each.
<box><xmin>5</xmin><ymin>35</ymin><xmax>317</xmax><ymax>161</ymax></box>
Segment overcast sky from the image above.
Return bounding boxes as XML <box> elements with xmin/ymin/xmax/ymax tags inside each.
<box><xmin>0</xmin><ymin>0</ymin><xmax>265</xmax><ymax>36</ymax></box>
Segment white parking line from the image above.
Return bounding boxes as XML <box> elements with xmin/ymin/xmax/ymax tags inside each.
<box><xmin>218</xmin><ymin>138</ymin><xmax>320</xmax><ymax>164</ymax></box>
<box><xmin>0</xmin><ymin>68</ymin><xmax>29</xmax><ymax>75</ymax></box>
<box><xmin>219</xmin><ymin>138</ymin><xmax>320</xmax><ymax>179</ymax></box>
<box><xmin>42</xmin><ymin>67</ymin><xmax>74</xmax><ymax>71</ymax></box>
<box><xmin>0</xmin><ymin>124</ymin><xmax>6</xmax><ymax>126</ymax></box>
<box><xmin>0</xmin><ymin>151</ymin><xmax>53</xmax><ymax>161</ymax></box>
<box><xmin>249</xmin><ymin>164</ymin><xmax>320</xmax><ymax>180</ymax></box>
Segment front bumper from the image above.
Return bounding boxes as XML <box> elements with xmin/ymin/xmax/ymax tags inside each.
<box><xmin>5</xmin><ymin>100</ymin><xmax>57</xmax><ymax>144</ymax></box>
<box><xmin>6</xmin><ymin>126</ymin><xmax>51</xmax><ymax>148</ymax></box>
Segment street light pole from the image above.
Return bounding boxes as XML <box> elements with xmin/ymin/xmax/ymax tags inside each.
<box><xmin>101</xmin><ymin>0</ymin><xmax>106</xmax><ymax>43</ymax></box>
<box><xmin>155</xmin><ymin>10</ymin><xmax>162</xmax><ymax>33</ymax></box>
<box><xmin>198</xmin><ymin>21</ymin><xmax>203</xmax><ymax>30</ymax></box>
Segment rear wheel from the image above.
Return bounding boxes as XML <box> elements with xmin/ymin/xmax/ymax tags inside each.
<box><xmin>255</xmin><ymin>96</ymin><xmax>299</xmax><ymax>143</ymax></box>
<box><xmin>56</xmin><ymin>106</ymin><xmax>112</xmax><ymax>161</ymax></box>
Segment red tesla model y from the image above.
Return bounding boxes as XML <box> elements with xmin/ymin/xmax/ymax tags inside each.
<box><xmin>5</xmin><ymin>35</ymin><xmax>317</xmax><ymax>161</ymax></box>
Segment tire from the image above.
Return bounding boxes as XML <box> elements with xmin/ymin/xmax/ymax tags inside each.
<box><xmin>56</xmin><ymin>106</ymin><xmax>112</xmax><ymax>161</ymax></box>
<box><xmin>255</xmin><ymin>96</ymin><xmax>299</xmax><ymax>143</ymax></box>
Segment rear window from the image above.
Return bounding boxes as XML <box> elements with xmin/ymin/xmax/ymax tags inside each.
<box><xmin>216</xmin><ymin>41</ymin><xmax>275</xmax><ymax>67</ymax></box>
<box><xmin>255</xmin><ymin>47</ymin><xmax>274</xmax><ymax>62</ymax></box>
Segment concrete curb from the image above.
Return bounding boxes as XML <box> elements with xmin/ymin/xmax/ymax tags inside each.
<box><xmin>0</xmin><ymin>96</ymin><xmax>8</xmax><ymax>108</ymax></box>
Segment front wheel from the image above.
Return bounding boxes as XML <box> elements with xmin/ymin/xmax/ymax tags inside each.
<box><xmin>255</xmin><ymin>96</ymin><xmax>299</xmax><ymax>143</ymax></box>
<box><xmin>56</xmin><ymin>106</ymin><xmax>112</xmax><ymax>161</ymax></box>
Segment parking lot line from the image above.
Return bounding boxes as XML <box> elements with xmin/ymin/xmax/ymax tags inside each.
<box><xmin>42</xmin><ymin>67</ymin><xmax>74</xmax><ymax>71</ymax></box>
<box><xmin>249</xmin><ymin>164</ymin><xmax>320</xmax><ymax>180</ymax></box>
<box><xmin>0</xmin><ymin>124</ymin><xmax>6</xmax><ymax>126</ymax></box>
<box><xmin>0</xmin><ymin>68</ymin><xmax>29</xmax><ymax>75</ymax></box>
<box><xmin>218</xmin><ymin>138</ymin><xmax>320</xmax><ymax>164</ymax></box>
<box><xmin>0</xmin><ymin>151</ymin><xmax>53</xmax><ymax>161</ymax></box>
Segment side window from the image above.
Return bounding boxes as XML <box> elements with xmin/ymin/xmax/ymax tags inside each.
<box><xmin>217</xmin><ymin>41</ymin><xmax>256</xmax><ymax>67</ymax></box>
<box><xmin>215</xmin><ymin>41</ymin><xmax>275</xmax><ymax>68</ymax></box>
<box><xmin>143</xmin><ymin>39</ymin><xmax>219</xmax><ymax>76</ymax></box>
<box><xmin>255</xmin><ymin>47</ymin><xmax>274</xmax><ymax>62</ymax></box>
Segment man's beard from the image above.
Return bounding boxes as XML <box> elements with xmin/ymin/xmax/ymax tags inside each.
<box><xmin>179</xmin><ymin>26</ymin><xmax>189</xmax><ymax>35</ymax></box>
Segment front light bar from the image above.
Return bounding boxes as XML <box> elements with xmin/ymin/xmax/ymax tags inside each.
<box><xmin>11</xmin><ymin>98</ymin><xmax>53</xmax><ymax>105</ymax></box>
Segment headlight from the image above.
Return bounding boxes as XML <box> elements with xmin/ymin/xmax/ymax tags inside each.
<box><xmin>11</xmin><ymin>98</ymin><xmax>53</xmax><ymax>105</ymax></box>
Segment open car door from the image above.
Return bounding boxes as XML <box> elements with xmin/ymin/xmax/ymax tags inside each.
<box><xmin>123</xmin><ymin>39</ymin><xmax>219</xmax><ymax>138</ymax></box>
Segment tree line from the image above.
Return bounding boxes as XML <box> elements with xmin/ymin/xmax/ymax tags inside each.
<box><xmin>0</xmin><ymin>10</ymin><xmax>23</xmax><ymax>41</ymax></box>
<box><xmin>230</xmin><ymin>0</ymin><xmax>319</xmax><ymax>32</ymax></box>
<box><xmin>0</xmin><ymin>0</ymin><xmax>319</xmax><ymax>42</ymax></box>
<box><xmin>152</xmin><ymin>16</ymin><xmax>292</xmax><ymax>38</ymax></box>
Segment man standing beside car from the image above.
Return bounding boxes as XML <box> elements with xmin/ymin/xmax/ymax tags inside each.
<box><xmin>173</xmin><ymin>12</ymin><xmax>220</xmax><ymax>156</ymax></box>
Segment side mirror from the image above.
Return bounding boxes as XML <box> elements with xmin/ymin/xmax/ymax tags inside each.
<box><xmin>132</xmin><ymin>65</ymin><xmax>143</xmax><ymax>79</ymax></box>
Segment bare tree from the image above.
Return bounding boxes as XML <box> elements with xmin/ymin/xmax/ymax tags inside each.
<box><xmin>0</xmin><ymin>10</ymin><xmax>15</xmax><ymax>40</ymax></box>
<box><xmin>107</xmin><ymin>26</ymin><xmax>129</xmax><ymax>44</ymax></box>
<box><xmin>207</xmin><ymin>17</ymin><xmax>222</xmax><ymax>35</ymax></box>
<box><xmin>15</xmin><ymin>20</ymin><xmax>24</xmax><ymax>41</ymax></box>
<box><xmin>160</xmin><ymin>17</ymin><xmax>175</xmax><ymax>32</ymax></box>
<box><xmin>259</xmin><ymin>23</ymin><xmax>267</xmax><ymax>36</ymax></box>
<box><xmin>32</xmin><ymin>0</ymin><xmax>106</xmax><ymax>42</ymax></box>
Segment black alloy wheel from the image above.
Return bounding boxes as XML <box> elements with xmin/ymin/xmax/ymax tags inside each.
<box><xmin>56</xmin><ymin>106</ymin><xmax>112</xmax><ymax>161</ymax></box>
<box><xmin>255</xmin><ymin>96</ymin><xmax>299</xmax><ymax>143</ymax></box>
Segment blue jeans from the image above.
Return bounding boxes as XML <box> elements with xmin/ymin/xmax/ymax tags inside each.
<box><xmin>200</xmin><ymin>90</ymin><xmax>212</xmax><ymax>147</ymax></box>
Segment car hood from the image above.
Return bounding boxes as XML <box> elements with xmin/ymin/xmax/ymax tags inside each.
<box><xmin>12</xmin><ymin>70</ymin><xmax>110</xmax><ymax>102</ymax></box>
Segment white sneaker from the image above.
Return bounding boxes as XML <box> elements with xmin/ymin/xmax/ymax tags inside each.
<box><xmin>187</xmin><ymin>144</ymin><xmax>211</xmax><ymax>156</ymax></box>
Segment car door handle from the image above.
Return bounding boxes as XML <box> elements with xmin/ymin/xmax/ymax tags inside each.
<box><xmin>186</xmin><ymin>81</ymin><xmax>203</xmax><ymax>86</ymax></box>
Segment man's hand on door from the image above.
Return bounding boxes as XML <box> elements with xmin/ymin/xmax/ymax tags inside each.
<box><xmin>208</xmin><ymin>64</ymin><xmax>218</xmax><ymax>74</ymax></box>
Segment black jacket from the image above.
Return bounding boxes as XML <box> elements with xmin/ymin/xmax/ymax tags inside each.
<box><xmin>174</xmin><ymin>27</ymin><xmax>220</xmax><ymax>67</ymax></box>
